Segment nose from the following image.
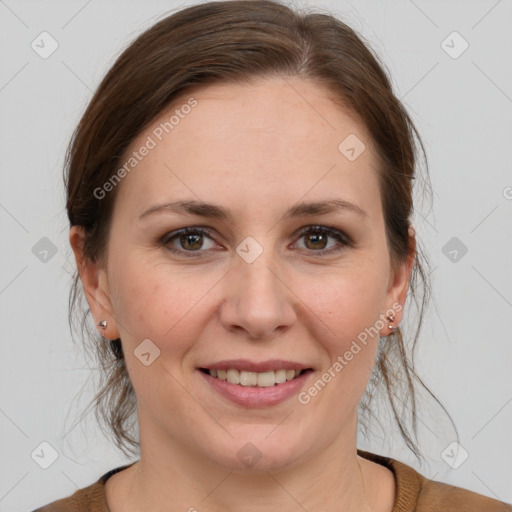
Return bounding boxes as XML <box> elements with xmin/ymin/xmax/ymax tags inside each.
<box><xmin>218</xmin><ymin>250</ymin><xmax>297</xmax><ymax>341</ymax></box>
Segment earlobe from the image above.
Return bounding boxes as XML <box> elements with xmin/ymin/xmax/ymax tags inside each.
<box><xmin>381</xmin><ymin>225</ymin><xmax>416</xmax><ymax>335</ymax></box>
<box><xmin>69</xmin><ymin>226</ymin><xmax>121</xmax><ymax>340</ymax></box>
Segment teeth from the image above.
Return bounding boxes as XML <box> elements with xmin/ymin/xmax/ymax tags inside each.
<box><xmin>239</xmin><ymin>371</ymin><xmax>257</xmax><ymax>386</ymax></box>
<box><xmin>275</xmin><ymin>369</ymin><xmax>287</xmax><ymax>384</ymax></box>
<box><xmin>208</xmin><ymin>368</ymin><xmax>303</xmax><ymax>387</ymax></box>
<box><xmin>226</xmin><ymin>369</ymin><xmax>240</xmax><ymax>385</ymax></box>
<box><xmin>257</xmin><ymin>371</ymin><xmax>275</xmax><ymax>387</ymax></box>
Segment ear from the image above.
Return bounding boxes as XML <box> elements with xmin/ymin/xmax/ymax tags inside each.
<box><xmin>69</xmin><ymin>226</ymin><xmax>120</xmax><ymax>340</ymax></box>
<box><xmin>382</xmin><ymin>225</ymin><xmax>416</xmax><ymax>330</ymax></box>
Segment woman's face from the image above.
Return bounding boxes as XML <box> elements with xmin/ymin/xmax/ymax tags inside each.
<box><xmin>73</xmin><ymin>77</ymin><xmax>412</xmax><ymax>471</ymax></box>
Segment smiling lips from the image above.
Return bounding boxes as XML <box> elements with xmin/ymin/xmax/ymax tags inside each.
<box><xmin>198</xmin><ymin>359</ymin><xmax>313</xmax><ymax>406</ymax></box>
<box><xmin>200</xmin><ymin>359</ymin><xmax>312</xmax><ymax>387</ymax></box>
<box><xmin>204</xmin><ymin>368</ymin><xmax>305</xmax><ymax>387</ymax></box>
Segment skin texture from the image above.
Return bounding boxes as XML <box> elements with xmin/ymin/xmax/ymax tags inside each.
<box><xmin>70</xmin><ymin>77</ymin><xmax>414</xmax><ymax>511</ymax></box>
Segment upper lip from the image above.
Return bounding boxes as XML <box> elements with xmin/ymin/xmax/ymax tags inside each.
<box><xmin>199</xmin><ymin>359</ymin><xmax>312</xmax><ymax>373</ymax></box>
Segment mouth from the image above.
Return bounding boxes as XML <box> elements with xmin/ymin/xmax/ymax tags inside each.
<box><xmin>199</xmin><ymin>367</ymin><xmax>312</xmax><ymax>388</ymax></box>
<box><xmin>197</xmin><ymin>359</ymin><xmax>314</xmax><ymax>407</ymax></box>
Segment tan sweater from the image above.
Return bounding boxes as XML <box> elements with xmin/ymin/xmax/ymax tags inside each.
<box><xmin>32</xmin><ymin>449</ymin><xmax>512</xmax><ymax>511</ymax></box>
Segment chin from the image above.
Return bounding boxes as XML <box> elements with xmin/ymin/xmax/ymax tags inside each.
<box><xmin>204</xmin><ymin>428</ymin><xmax>312</xmax><ymax>473</ymax></box>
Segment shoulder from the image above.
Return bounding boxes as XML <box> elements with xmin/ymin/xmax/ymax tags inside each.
<box><xmin>31</xmin><ymin>482</ymin><xmax>104</xmax><ymax>512</ymax></box>
<box><xmin>416</xmin><ymin>477</ymin><xmax>512</xmax><ymax>511</ymax></box>
<box><xmin>31</xmin><ymin>463</ymin><xmax>136</xmax><ymax>512</ymax></box>
<box><xmin>357</xmin><ymin>449</ymin><xmax>512</xmax><ymax>512</ymax></box>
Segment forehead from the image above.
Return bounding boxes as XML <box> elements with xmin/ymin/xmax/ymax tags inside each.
<box><xmin>162</xmin><ymin>77</ymin><xmax>369</xmax><ymax>157</ymax></box>
<box><xmin>113</xmin><ymin>77</ymin><xmax>382</xmax><ymax>225</ymax></box>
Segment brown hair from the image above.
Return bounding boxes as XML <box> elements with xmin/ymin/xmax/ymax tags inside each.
<box><xmin>65</xmin><ymin>0</ymin><xmax>453</xmax><ymax>460</ymax></box>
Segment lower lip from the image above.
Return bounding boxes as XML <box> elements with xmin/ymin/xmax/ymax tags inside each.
<box><xmin>198</xmin><ymin>370</ymin><xmax>312</xmax><ymax>407</ymax></box>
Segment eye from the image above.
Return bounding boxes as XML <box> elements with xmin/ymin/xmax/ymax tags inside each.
<box><xmin>160</xmin><ymin>227</ymin><xmax>219</xmax><ymax>257</ymax></box>
<box><xmin>160</xmin><ymin>225</ymin><xmax>352</xmax><ymax>258</ymax></box>
<box><xmin>293</xmin><ymin>225</ymin><xmax>351</xmax><ymax>255</ymax></box>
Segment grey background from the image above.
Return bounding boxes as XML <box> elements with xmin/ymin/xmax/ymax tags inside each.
<box><xmin>0</xmin><ymin>0</ymin><xmax>511</xmax><ymax>510</ymax></box>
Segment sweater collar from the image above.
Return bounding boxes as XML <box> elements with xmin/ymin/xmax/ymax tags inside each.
<box><xmin>97</xmin><ymin>450</ymin><xmax>423</xmax><ymax>512</ymax></box>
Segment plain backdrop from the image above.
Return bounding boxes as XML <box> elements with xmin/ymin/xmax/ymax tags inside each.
<box><xmin>0</xmin><ymin>0</ymin><xmax>511</xmax><ymax>510</ymax></box>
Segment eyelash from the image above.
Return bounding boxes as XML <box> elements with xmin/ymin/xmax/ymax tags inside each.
<box><xmin>159</xmin><ymin>225</ymin><xmax>353</xmax><ymax>258</ymax></box>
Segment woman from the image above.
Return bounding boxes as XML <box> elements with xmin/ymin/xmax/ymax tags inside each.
<box><xmin>33</xmin><ymin>1</ymin><xmax>511</xmax><ymax>511</ymax></box>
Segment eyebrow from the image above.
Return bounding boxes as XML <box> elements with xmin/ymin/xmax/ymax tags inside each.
<box><xmin>138</xmin><ymin>198</ymin><xmax>368</xmax><ymax>221</ymax></box>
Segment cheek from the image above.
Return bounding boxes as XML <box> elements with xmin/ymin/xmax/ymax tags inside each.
<box><xmin>108</xmin><ymin>253</ymin><xmax>215</xmax><ymax>353</ymax></box>
<box><xmin>310</xmin><ymin>264</ymin><xmax>387</xmax><ymax>338</ymax></box>
<box><xmin>305</xmin><ymin>265</ymin><xmax>386</xmax><ymax>386</ymax></box>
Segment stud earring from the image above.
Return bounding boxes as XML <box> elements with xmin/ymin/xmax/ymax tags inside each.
<box><xmin>386</xmin><ymin>313</ymin><xmax>396</xmax><ymax>332</ymax></box>
<box><xmin>97</xmin><ymin>320</ymin><xmax>107</xmax><ymax>330</ymax></box>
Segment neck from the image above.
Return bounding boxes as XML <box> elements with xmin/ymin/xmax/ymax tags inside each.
<box><xmin>112</xmin><ymin>415</ymin><xmax>375</xmax><ymax>512</ymax></box>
